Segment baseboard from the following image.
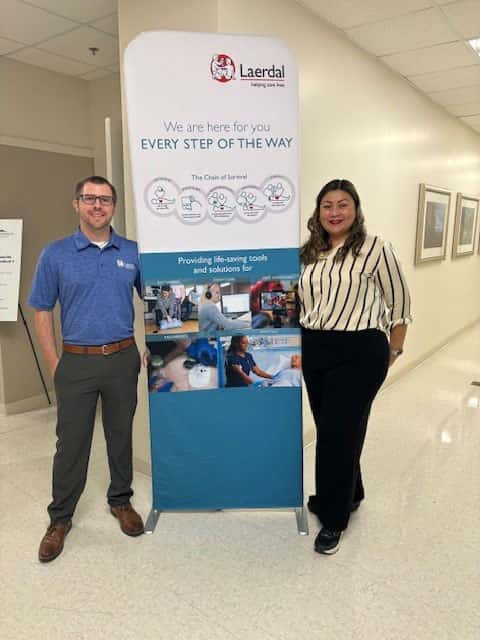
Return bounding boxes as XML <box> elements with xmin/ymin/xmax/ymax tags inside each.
<box><xmin>382</xmin><ymin>316</ymin><xmax>480</xmax><ymax>388</ymax></box>
<box><xmin>133</xmin><ymin>456</ymin><xmax>152</xmax><ymax>476</ymax></box>
<box><xmin>0</xmin><ymin>392</ymin><xmax>55</xmax><ymax>416</ymax></box>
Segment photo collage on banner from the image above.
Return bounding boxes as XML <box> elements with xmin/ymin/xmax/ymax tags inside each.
<box><xmin>144</xmin><ymin>277</ymin><xmax>301</xmax><ymax>394</ymax></box>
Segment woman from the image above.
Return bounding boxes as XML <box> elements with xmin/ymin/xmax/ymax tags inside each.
<box><xmin>198</xmin><ymin>283</ymin><xmax>250</xmax><ymax>332</ymax></box>
<box><xmin>299</xmin><ymin>179</ymin><xmax>412</xmax><ymax>555</ymax></box>
<box><xmin>225</xmin><ymin>335</ymin><xmax>273</xmax><ymax>387</ymax></box>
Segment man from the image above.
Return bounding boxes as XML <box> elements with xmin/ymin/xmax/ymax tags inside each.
<box><xmin>29</xmin><ymin>176</ymin><xmax>144</xmax><ymax>563</ymax></box>
<box><xmin>154</xmin><ymin>284</ymin><xmax>175</xmax><ymax>325</ymax></box>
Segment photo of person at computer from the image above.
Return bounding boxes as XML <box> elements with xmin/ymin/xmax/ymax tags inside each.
<box><xmin>250</xmin><ymin>279</ymin><xmax>299</xmax><ymax>329</ymax></box>
<box><xmin>147</xmin><ymin>337</ymin><xmax>219</xmax><ymax>393</ymax></box>
<box><xmin>220</xmin><ymin>334</ymin><xmax>302</xmax><ymax>389</ymax></box>
<box><xmin>198</xmin><ymin>282</ymin><xmax>251</xmax><ymax>333</ymax></box>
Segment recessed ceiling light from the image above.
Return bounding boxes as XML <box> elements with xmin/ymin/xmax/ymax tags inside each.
<box><xmin>467</xmin><ymin>38</ymin><xmax>480</xmax><ymax>56</ymax></box>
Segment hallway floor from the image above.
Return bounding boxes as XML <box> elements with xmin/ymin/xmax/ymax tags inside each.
<box><xmin>1</xmin><ymin>324</ymin><xmax>479</xmax><ymax>640</ymax></box>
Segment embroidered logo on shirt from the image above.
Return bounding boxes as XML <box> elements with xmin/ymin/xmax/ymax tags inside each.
<box><xmin>117</xmin><ymin>259</ymin><xmax>136</xmax><ymax>270</ymax></box>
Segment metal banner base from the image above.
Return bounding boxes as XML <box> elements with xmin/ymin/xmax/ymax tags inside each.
<box><xmin>144</xmin><ymin>506</ymin><xmax>309</xmax><ymax>536</ymax></box>
<box><xmin>295</xmin><ymin>506</ymin><xmax>309</xmax><ymax>535</ymax></box>
<box><xmin>144</xmin><ymin>509</ymin><xmax>161</xmax><ymax>534</ymax></box>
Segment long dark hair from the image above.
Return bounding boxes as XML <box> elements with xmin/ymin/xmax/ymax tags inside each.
<box><xmin>300</xmin><ymin>179</ymin><xmax>366</xmax><ymax>265</ymax></box>
<box><xmin>227</xmin><ymin>335</ymin><xmax>247</xmax><ymax>354</ymax></box>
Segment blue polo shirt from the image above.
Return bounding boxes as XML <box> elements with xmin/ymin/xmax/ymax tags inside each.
<box><xmin>29</xmin><ymin>228</ymin><xmax>142</xmax><ymax>345</ymax></box>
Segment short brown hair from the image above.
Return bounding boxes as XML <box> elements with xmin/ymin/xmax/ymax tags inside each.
<box><xmin>74</xmin><ymin>176</ymin><xmax>117</xmax><ymax>203</ymax></box>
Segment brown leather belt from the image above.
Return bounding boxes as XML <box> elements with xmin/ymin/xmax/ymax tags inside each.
<box><xmin>63</xmin><ymin>337</ymin><xmax>135</xmax><ymax>356</ymax></box>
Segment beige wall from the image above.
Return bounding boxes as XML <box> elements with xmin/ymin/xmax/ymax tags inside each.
<box><xmin>0</xmin><ymin>58</ymin><xmax>92</xmax><ymax>156</ymax></box>
<box><xmin>0</xmin><ymin>145</ymin><xmax>93</xmax><ymax>414</ymax></box>
<box><xmin>88</xmin><ymin>73</ymin><xmax>126</xmax><ymax>234</ymax></box>
<box><xmin>119</xmin><ymin>0</ymin><xmax>480</xmax><ymax>464</ymax></box>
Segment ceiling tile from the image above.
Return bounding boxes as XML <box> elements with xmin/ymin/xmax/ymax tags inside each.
<box><xmin>347</xmin><ymin>7</ymin><xmax>459</xmax><ymax>56</ymax></box>
<box><xmin>0</xmin><ymin>0</ymin><xmax>76</xmax><ymax>45</ymax></box>
<box><xmin>91</xmin><ymin>14</ymin><xmax>118</xmax><ymax>37</ymax></box>
<box><xmin>409</xmin><ymin>65</ymin><xmax>480</xmax><ymax>92</ymax></box>
<box><xmin>381</xmin><ymin>41</ymin><xmax>476</xmax><ymax>75</ymax></box>
<box><xmin>80</xmin><ymin>68</ymin><xmax>114</xmax><ymax>81</ymax></box>
<box><xmin>444</xmin><ymin>101</ymin><xmax>480</xmax><ymax>116</ymax></box>
<box><xmin>442</xmin><ymin>0</ymin><xmax>480</xmax><ymax>39</ymax></box>
<box><xmin>39</xmin><ymin>26</ymin><xmax>119</xmax><ymax>67</ymax></box>
<box><xmin>299</xmin><ymin>0</ymin><xmax>433</xmax><ymax>30</ymax></box>
<box><xmin>0</xmin><ymin>36</ymin><xmax>25</xmax><ymax>55</ymax></box>
<box><xmin>8</xmin><ymin>47</ymin><xmax>95</xmax><ymax>76</ymax></box>
<box><xmin>428</xmin><ymin>84</ymin><xmax>480</xmax><ymax>105</ymax></box>
<box><xmin>23</xmin><ymin>0</ymin><xmax>117</xmax><ymax>23</ymax></box>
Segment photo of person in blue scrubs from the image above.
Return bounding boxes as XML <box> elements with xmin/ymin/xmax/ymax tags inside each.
<box><xmin>225</xmin><ymin>335</ymin><xmax>273</xmax><ymax>387</ymax></box>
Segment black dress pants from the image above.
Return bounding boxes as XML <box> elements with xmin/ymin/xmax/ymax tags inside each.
<box><xmin>49</xmin><ymin>344</ymin><xmax>141</xmax><ymax>523</ymax></box>
<box><xmin>302</xmin><ymin>328</ymin><xmax>389</xmax><ymax>532</ymax></box>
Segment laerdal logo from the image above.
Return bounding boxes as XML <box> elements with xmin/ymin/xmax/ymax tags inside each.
<box><xmin>211</xmin><ymin>54</ymin><xmax>236</xmax><ymax>82</ymax></box>
<box><xmin>239</xmin><ymin>64</ymin><xmax>285</xmax><ymax>80</ymax></box>
<box><xmin>210</xmin><ymin>54</ymin><xmax>286</xmax><ymax>86</ymax></box>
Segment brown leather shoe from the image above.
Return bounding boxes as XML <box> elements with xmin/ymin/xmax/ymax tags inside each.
<box><xmin>110</xmin><ymin>502</ymin><xmax>144</xmax><ymax>537</ymax></box>
<box><xmin>38</xmin><ymin>520</ymin><xmax>72</xmax><ymax>563</ymax></box>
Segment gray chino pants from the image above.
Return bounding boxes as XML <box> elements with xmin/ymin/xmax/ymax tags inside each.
<box><xmin>48</xmin><ymin>343</ymin><xmax>141</xmax><ymax>523</ymax></box>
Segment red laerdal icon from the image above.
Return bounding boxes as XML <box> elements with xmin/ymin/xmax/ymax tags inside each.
<box><xmin>211</xmin><ymin>54</ymin><xmax>235</xmax><ymax>82</ymax></box>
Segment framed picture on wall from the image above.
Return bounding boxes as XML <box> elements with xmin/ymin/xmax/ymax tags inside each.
<box><xmin>415</xmin><ymin>184</ymin><xmax>452</xmax><ymax>265</ymax></box>
<box><xmin>452</xmin><ymin>193</ymin><xmax>479</xmax><ymax>258</ymax></box>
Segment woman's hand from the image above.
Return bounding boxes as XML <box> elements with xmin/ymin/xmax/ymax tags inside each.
<box><xmin>389</xmin><ymin>352</ymin><xmax>399</xmax><ymax>367</ymax></box>
<box><xmin>389</xmin><ymin>324</ymin><xmax>407</xmax><ymax>367</ymax></box>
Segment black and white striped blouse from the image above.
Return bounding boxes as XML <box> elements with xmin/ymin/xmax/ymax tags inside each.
<box><xmin>299</xmin><ymin>235</ymin><xmax>412</xmax><ymax>332</ymax></box>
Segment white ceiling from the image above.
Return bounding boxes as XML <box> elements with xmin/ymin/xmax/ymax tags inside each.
<box><xmin>1</xmin><ymin>0</ymin><xmax>479</xmax><ymax>134</ymax></box>
<box><xmin>300</xmin><ymin>0</ymin><xmax>480</xmax><ymax>133</ymax></box>
<box><xmin>0</xmin><ymin>0</ymin><xmax>118</xmax><ymax>80</ymax></box>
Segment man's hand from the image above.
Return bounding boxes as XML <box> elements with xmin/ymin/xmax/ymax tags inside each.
<box><xmin>50</xmin><ymin>357</ymin><xmax>60</xmax><ymax>378</ymax></box>
<box><xmin>142</xmin><ymin>349</ymin><xmax>150</xmax><ymax>368</ymax></box>
<box><xmin>33</xmin><ymin>310</ymin><xmax>60</xmax><ymax>379</ymax></box>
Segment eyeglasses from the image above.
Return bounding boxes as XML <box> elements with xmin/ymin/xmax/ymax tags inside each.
<box><xmin>78</xmin><ymin>194</ymin><xmax>115</xmax><ymax>205</ymax></box>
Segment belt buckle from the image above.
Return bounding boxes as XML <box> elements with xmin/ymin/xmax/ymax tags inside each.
<box><xmin>101</xmin><ymin>344</ymin><xmax>109</xmax><ymax>356</ymax></box>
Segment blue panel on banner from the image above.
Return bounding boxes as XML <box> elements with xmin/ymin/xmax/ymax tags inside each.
<box><xmin>140</xmin><ymin>247</ymin><xmax>299</xmax><ymax>282</ymax></box>
<box><xmin>148</xmin><ymin>388</ymin><xmax>303</xmax><ymax>510</ymax></box>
